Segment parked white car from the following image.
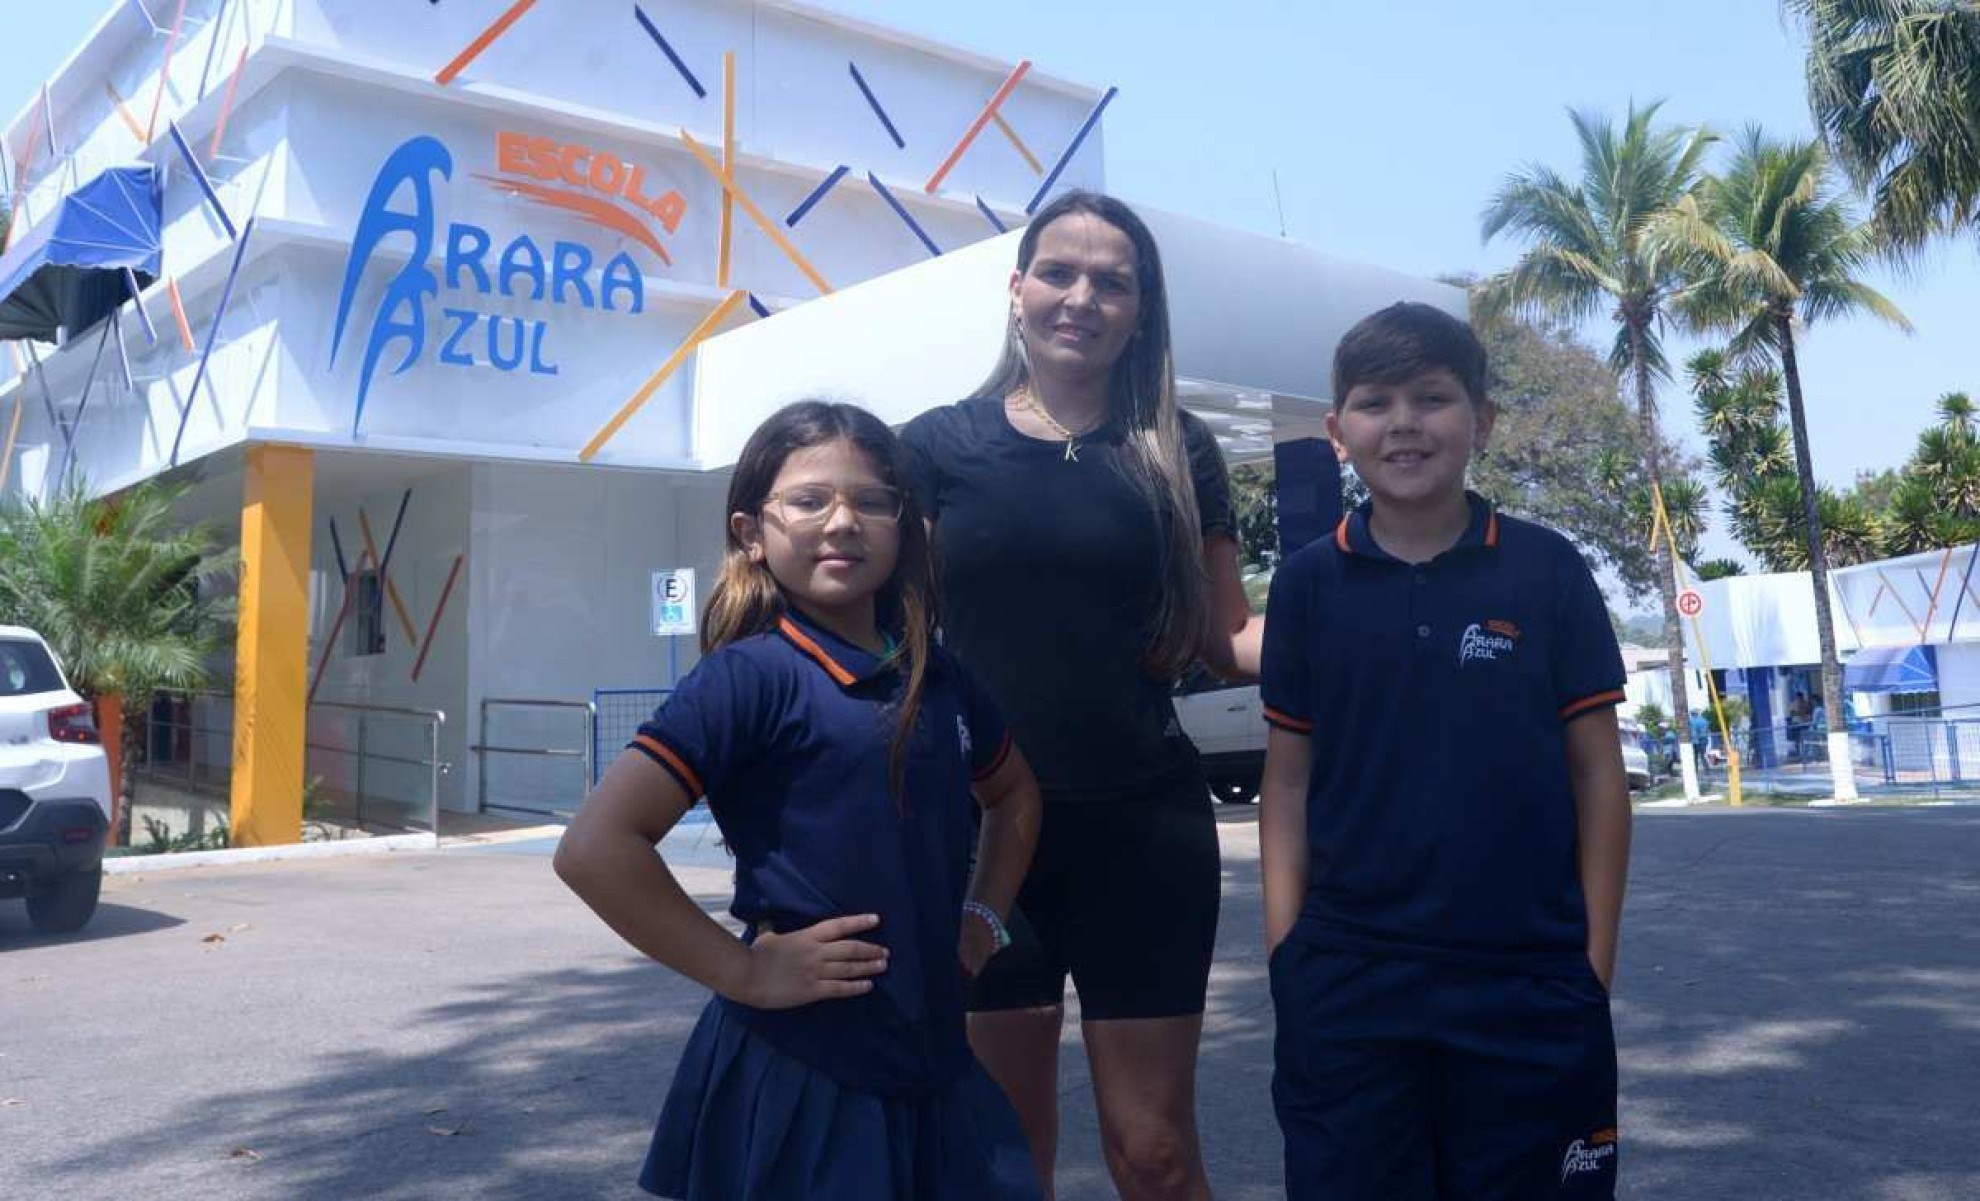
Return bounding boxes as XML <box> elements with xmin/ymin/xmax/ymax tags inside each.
<box><xmin>1178</xmin><ymin>668</ymin><xmax>1656</xmax><ymax>799</ymax></box>
<box><xmin>1616</xmin><ymin>717</ymin><xmax>1655</xmax><ymax>790</ymax></box>
<box><xmin>0</xmin><ymin>625</ymin><xmax>112</xmax><ymax>934</ymax></box>
<box><xmin>1173</xmin><ymin>667</ymin><xmax>1266</xmax><ymax>804</ymax></box>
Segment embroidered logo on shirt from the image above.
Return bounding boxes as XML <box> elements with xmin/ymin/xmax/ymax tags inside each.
<box><xmin>956</xmin><ymin>715</ymin><xmax>973</xmax><ymax>759</ymax></box>
<box><xmin>1458</xmin><ymin>620</ymin><xmax>1520</xmax><ymax>667</ymax></box>
<box><xmin>1559</xmin><ymin>1128</ymin><xmax>1618</xmax><ymax>1183</ymax></box>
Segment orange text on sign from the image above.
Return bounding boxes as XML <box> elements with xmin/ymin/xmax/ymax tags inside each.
<box><xmin>495</xmin><ymin>131</ymin><xmax>687</xmax><ymax>233</ymax></box>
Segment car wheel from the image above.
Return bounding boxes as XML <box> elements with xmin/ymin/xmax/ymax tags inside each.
<box><xmin>26</xmin><ymin>869</ymin><xmax>101</xmax><ymax>935</ymax></box>
<box><xmin>1210</xmin><ymin>775</ymin><xmax>1258</xmax><ymax>805</ymax></box>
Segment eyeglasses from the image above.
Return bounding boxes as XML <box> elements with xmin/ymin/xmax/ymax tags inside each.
<box><xmin>764</xmin><ymin>485</ymin><xmax>904</xmax><ymax>527</ymax></box>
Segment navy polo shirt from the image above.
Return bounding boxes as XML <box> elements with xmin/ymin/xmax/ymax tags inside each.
<box><xmin>1259</xmin><ymin>494</ymin><xmax>1626</xmax><ymax>975</ymax></box>
<box><xmin>631</xmin><ymin>610</ymin><xmax>1012</xmax><ymax>1097</ymax></box>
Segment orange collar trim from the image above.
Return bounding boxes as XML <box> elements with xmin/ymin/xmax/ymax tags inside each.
<box><xmin>776</xmin><ymin>616</ymin><xmax>859</xmax><ymax>686</ymax></box>
<box><xmin>1336</xmin><ymin>500</ymin><xmax>1499</xmax><ymax>558</ymax></box>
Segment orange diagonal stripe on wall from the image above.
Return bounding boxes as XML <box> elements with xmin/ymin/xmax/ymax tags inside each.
<box><xmin>580</xmin><ymin>290</ymin><xmax>747</xmax><ymax>462</ymax></box>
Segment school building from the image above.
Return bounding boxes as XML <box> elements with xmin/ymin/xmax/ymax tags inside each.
<box><xmin>1680</xmin><ymin>543</ymin><xmax>1978</xmax><ymax>785</ymax></box>
<box><xmin>0</xmin><ymin>0</ymin><xmax>1462</xmax><ymax>842</ymax></box>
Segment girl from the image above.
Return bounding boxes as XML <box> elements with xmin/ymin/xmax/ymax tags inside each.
<box><xmin>900</xmin><ymin>191</ymin><xmax>1261</xmax><ymax>1201</ymax></box>
<box><xmin>555</xmin><ymin>400</ymin><xmax>1044</xmax><ymax>1201</ymax></box>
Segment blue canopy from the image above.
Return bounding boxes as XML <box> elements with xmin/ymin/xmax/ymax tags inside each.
<box><xmin>1844</xmin><ymin>645</ymin><xmax>1938</xmax><ymax>694</ymax></box>
<box><xmin>0</xmin><ymin>165</ymin><xmax>162</xmax><ymax>342</ymax></box>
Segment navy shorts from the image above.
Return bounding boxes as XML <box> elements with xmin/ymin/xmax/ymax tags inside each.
<box><xmin>1270</xmin><ymin>938</ymin><xmax>1618</xmax><ymax>1200</ymax></box>
<box><xmin>967</xmin><ymin>771</ymin><xmax>1219</xmax><ymax>1020</ymax></box>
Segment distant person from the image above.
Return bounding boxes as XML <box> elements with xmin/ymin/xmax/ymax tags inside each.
<box><xmin>1260</xmin><ymin>302</ymin><xmax>1631</xmax><ymax>1199</ymax></box>
<box><xmin>1690</xmin><ymin>709</ymin><xmax>1712</xmax><ymax>767</ymax></box>
<box><xmin>1789</xmin><ymin>692</ymin><xmax>1813</xmax><ymax>762</ymax></box>
<box><xmin>555</xmin><ymin>402</ymin><xmax>1044</xmax><ymax>1200</ymax></box>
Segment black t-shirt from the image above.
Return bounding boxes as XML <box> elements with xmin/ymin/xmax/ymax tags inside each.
<box><xmin>900</xmin><ymin>396</ymin><xmax>1235</xmax><ymax>801</ymax></box>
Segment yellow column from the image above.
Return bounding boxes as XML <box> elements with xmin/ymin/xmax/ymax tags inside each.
<box><xmin>230</xmin><ymin>444</ymin><xmax>314</xmax><ymax>846</ymax></box>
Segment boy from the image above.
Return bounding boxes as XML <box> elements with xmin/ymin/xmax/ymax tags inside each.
<box><xmin>1259</xmin><ymin>301</ymin><xmax>1632</xmax><ymax>1200</ymax></box>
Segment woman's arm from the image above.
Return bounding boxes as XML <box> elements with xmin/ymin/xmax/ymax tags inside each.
<box><xmin>959</xmin><ymin>744</ymin><xmax>1042</xmax><ymax>975</ymax></box>
<box><xmin>555</xmin><ymin>750</ymin><xmax>888</xmax><ymax>1008</ymax></box>
<box><xmin>1198</xmin><ymin>533</ymin><xmax>1263</xmax><ymax>681</ymax></box>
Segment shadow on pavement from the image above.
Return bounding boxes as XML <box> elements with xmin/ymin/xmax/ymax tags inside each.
<box><xmin>41</xmin><ymin>954</ymin><xmax>699</xmax><ymax>1199</ymax></box>
<box><xmin>1614</xmin><ymin>809</ymin><xmax>1980</xmax><ymax>1200</ymax></box>
<box><xmin>0</xmin><ymin>901</ymin><xmax>188</xmax><ymax>948</ymax></box>
<box><xmin>19</xmin><ymin>806</ymin><xmax>1980</xmax><ymax>1200</ymax></box>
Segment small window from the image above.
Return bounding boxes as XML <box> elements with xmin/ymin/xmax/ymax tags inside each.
<box><xmin>1891</xmin><ymin>690</ymin><xmax>1942</xmax><ymax>717</ymax></box>
<box><xmin>0</xmin><ymin>638</ymin><xmax>65</xmax><ymax>696</ymax></box>
<box><xmin>350</xmin><ymin>570</ymin><xmax>386</xmax><ymax>657</ymax></box>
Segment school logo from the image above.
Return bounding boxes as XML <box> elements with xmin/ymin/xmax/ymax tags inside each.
<box><xmin>330</xmin><ymin>131</ymin><xmax>687</xmax><ymax>435</ymax></box>
<box><xmin>1559</xmin><ymin>1128</ymin><xmax>1617</xmax><ymax>1183</ymax></box>
<box><xmin>956</xmin><ymin>715</ymin><xmax>973</xmax><ymax>760</ymax></box>
<box><xmin>1458</xmin><ymin>619</ymin><xmax>1521</xmax><ymax>667</ymax></box>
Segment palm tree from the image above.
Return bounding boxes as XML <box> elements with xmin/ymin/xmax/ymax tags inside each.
<box><xmin>1689</xmin><ymin>350</ymin><xmax>1804</xmax><ymax>566</ymax></box>
<box><xmin>1660</xmin><ymin>476</ymin><xmax>1710</xmax><ymax>564</ymax></box>
<box><xmin>0</xmin><ymin>480</ymin><xmax>236</xmax><ymax>842</ymax></box>
<box><xmin>1883</xmin><ymin>391</ymin><xmax>1980</xmax><ymax>552</ymax></box>
<box><xmin>1695</xmin><ymin>558</ymin><xmax>1747</xmax><ymax>581</ymax></box>
<box><xmin>1938</xmin><ymin>391</ymin><xmax>1977</xmax><ymax>436</ymax></box>
<box><xmin>1790</xmin><ymin>0</ymin><xmax>1980</xmax><ymax>250</ymax></box>
<box><xmin>1681</xmin><ymin>127</ymin><xmax>1911</xmax><ymax>799</ymax></box>
<box><xmin>1480</xmin><ymin>102</ymin><xmax>1717</xmax><ymax>792</ymax></box>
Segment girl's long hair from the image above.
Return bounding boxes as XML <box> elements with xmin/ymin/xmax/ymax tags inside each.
<box><xmin>975</xmin><ymin>190</ymin><xmax>1207</xmax><ymax>678</ymax></box>
<box><xmin>701</xmin><ymin>400</ymin><xmax>936</xmax><ymax>807</ymax></box>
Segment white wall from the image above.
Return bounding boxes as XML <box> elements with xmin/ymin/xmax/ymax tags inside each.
<box><xmin>308</xmin><ymin>457</ymin><xmax>473</xmax><ymax>819</ymax></box>
<box><xmin>1938</xmin><ymin>642</ymin><xmax>1980</xmax><ymax>713</ymax></box>
<box><xmin>6</xmin><ymin>0</ymin><xmax>1109</xmax><ymax>495</ymax></box>
<box><xmin>1624</xmin><ymin>664</ymin><xmax>1710</xmax><ymax>720</ymax></box>
<box><xmin>461</xmin><ymin>460</ymin><xmax>729</xmax><ymax>814</ymax></box>
<box><xmin>285</xmin><ymin>0</ymin><xmax>1101</xmax><ymax>212</ymax></box>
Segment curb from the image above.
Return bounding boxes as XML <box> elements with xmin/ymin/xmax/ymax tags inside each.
<box><xmin>440</xmin><ymin>824</ymin><xmax>566</xmax><ymax>848</ymax></box>
<box><xmin>102</xmin><ymin>832</ymin><xmax>438</xmax><ymax>874</ymax></box>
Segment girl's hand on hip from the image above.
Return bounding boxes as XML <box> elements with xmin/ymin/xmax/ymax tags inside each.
<box><xmin>740</xmin><ymin>914</ymin><xmax>887</xmax><ymax>1009</ymax></box>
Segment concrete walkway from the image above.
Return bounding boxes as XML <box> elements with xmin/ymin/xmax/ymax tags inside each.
<box><xmin>3</xmin><ymin>805</ymin><xmax>1976</xmax><ymax>1199</ymax></box>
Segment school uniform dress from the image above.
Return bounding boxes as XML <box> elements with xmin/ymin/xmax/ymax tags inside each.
<box><xmin>1260</xmin><ymin>495</ymin><xmax>1626</xmax><ymax>1201</ymax></box>
<box><xmin>900</xmin><ymin>397</ymin><xmax>1235</xmax><ymax>1020</ymax></box>
<box><xmin>628</xmin><ymin>611</ymin><xmax>1042</xmax><ymax>1201</ymax></box>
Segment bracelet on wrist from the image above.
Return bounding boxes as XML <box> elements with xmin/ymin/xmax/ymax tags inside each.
<box><xmin>962</xmin><ymin>900</ymin><xmax>1012</xmax><ymax>950</ymax></box>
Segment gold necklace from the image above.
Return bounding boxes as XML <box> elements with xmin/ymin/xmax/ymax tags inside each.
<box><xmin>1013</xmin><ymin>387</ymin><xmax>1102</xmax><ymax>462</ymax></box>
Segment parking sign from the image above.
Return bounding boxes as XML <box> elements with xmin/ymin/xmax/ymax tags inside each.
<box><xmin>652</xmin><ymin>569</ymin><xmax>697</xmax><ymax>636</ymax></box>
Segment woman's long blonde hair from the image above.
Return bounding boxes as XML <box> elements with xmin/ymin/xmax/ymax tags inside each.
<box><xmin>976</xmin><ymin>190</ymin><xmax>1207</xmax><ymax>678</ymax></box>
<box><xmin>701</xmin><ymin>401</ymin><xmax>936</xmax><ymax>807</ymax></box>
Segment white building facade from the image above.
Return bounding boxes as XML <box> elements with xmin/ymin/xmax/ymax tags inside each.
<box><xmin>1</xmin><ymin>0</ymin><xmax>1462</xmax><ymax>839</ymax></box>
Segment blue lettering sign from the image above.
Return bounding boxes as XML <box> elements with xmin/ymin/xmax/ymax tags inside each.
<box><xmin>334</xmin><ymin>134</ymin><xmax>658</xmax><ymax>432</ymax></box>
<box><xmin>331</xmin><ymin>136</ymin><xmax>452</xmax><ymax>438</ymax></box>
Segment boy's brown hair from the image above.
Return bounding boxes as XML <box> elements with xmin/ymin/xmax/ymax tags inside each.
<box><xmin>1332</xmin><ymin>301</ymin><xmax>1488</xmax><ymax>406</ymax></box>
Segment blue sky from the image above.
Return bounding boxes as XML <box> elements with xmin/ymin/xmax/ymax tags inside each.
<box><xmin>8</xmin><ymin>0</ymin><xmax>1972</xmax><ymax>565</ymax></box>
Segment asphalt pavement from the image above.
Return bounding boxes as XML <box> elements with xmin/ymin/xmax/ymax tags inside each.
<box><xmin>3</xmin><ymin>803</ymin><xmax>1977</xmax><ymax>1199</ymax></box>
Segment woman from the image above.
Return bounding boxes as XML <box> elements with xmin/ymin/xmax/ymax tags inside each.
<box><xmin>901</xmin><ymin>191</ymin><xmax>1261</xmax><ymax>1201</ymax></box>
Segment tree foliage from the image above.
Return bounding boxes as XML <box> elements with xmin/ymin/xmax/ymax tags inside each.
<box><xmin>0</xmin><ymin>480</ymin><xmax>236</xmax><ymax>836</ymax></box>
<box><xmin>1790</xmin><ymin>0</ymin><xmax>1980</xmax><ymax>250</ymax></box>
<box><xmin>1465</xmin><ymin>290</ymin><xmax>1703</xmax><ymax>596</ymax></box>
<box><xmin>1479</xmin><ymin>100</ymin><xmax>1718</xmax><ymax>737</ymax></box>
